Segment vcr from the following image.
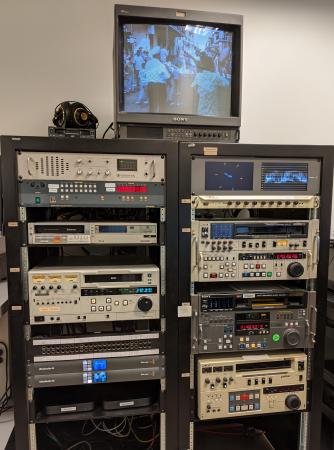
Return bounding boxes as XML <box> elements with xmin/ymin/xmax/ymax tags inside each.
<box><xmin>191</xmin><ymin>285</ymin><xmax>317</xmax><ymax>354</ymax></box>
<box><xmin>197</xmin><ymin>351</ymin><xmax>307</xmax><ymax>420</ymax></box>
<box><xmin>192</xmin><ymin>220</ymin><xmax>319</xmax><ymax>283</ymax></box>
<box><xmin>28</xmin><ymin>263</ymin><xmax>160</xmax><ymax>324</ymax></box>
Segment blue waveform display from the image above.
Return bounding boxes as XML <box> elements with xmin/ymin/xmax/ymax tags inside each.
<box><xmin>223</xmin><ymin>172</ymin><xmax>233</xmax><ymax>179</ymax></box>
<box><xmin>264</xmin><ymin>171</ymin><xmax>308</xmax><ymax>185</ymax></box>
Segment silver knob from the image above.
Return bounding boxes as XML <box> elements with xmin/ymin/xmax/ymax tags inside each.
<box><xmin>88</xmin><ymin>170</ymin><xmax>93</xmax><ymax>175</ymax></box>
<box><xmin>105</xmin><ymin>170</ymin><xmax>110</xmax><ymax>176</ymax></box>
<box><xmin>77</xmin><ymin>169</ymin><xmax>83</xmax><ymax>175</ymax></box>
<box><xmin>76</xmin><ymin>159</ymin><xmax>82</xmax><ymax>164</ymax></box>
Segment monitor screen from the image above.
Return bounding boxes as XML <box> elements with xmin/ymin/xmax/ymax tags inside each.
<box><xmin>120</xmin><ymin>23</ymin><xmax>233</xmax><ymax>118</ymax></box>
<box><xmin>205</xmin><ymin>162</ymin><xmax>254</xmax><ymax>191</ymax></box>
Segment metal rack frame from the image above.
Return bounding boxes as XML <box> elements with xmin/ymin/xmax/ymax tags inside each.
<box><xmin>177</xmin><ymin>142</ymin><xmax>334</xmax><ymax>450</ymax></box>
<box><xmin>1</xmin><ymin>136</ymin><xmax>179</xmax><ymax>450</ymax></box>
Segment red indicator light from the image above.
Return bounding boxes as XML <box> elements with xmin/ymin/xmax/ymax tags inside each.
<box><xmin>240</xmin><ymin>394</ymin><xmax>249</xmax><ymax>401</ymax></box>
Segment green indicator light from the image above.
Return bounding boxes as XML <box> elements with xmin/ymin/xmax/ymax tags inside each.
<box><xmin>35</xmin><ymin>197</ymin><xmax>41</xmax><ymax>204</ymax></box>
<box><xmin>267</xmin><ymin>272</ymin><xmax>272</xmax><ymax>277</ymax></box>
<box><xmin>272</xmin><ymin>333</ymin><xmax>280</xmax><ymax>343</ymax></box>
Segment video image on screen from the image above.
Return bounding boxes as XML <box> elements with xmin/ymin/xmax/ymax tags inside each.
<box><xmin>121</xmin><ymin>23</ymin><xmax>233</xmax><ymax>118</ymax></box>
<box><xmin>205</xmin><ymin>162</ymin><xmax>254</xmax><ymax>191</ymax></box>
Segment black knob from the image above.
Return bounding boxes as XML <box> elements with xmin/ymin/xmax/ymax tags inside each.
<box><xmin>137</xmin><ymin>297</ymin><xmax>153</xmax><ymax>312</ymax></box>
<box><xmin>284</xmin><ymin>329</ymin><xmax>301</xmax><ymax>347</ymax></box>
<box><xmin>205</xmin><ymin>378</ymin><xmax>210</xmax><ymax>384</ymax></box>
<box><xmin>216</xmin><ymin>377</ymin><xmax>221</xmax><ymax>383</ymax></box>
<box><xmin>57</xmin><ymin>285</ymin><xmax>62</xmax><ymax>290</ymax></box>
<box><xmin>287</xmin><ymin>262</ymin><xmax>304</xmax><ymax>278</ymax></box>
<box><xmin>285</xmin><ymin>394</ymin><xmax>301</xmax><ymax>410</ymax></box>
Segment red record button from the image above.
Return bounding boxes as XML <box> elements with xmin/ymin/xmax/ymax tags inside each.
<box><xmin>256</xmin><ymin>264</ymin><xmax>261</xmax><ymax>269</ymax></box>
<box><xmin>240</xmin><ymin>394</ymin><xmax>249</xmax><ymax>401</ymax></box>
<box><xmin>210</xmin><ymin>273</ymin><xmax>218</xmax><ymax>278</ymax></box>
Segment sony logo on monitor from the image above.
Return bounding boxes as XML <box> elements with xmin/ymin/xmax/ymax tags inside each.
<box><xmin>172</xmin><ymin>117</ymin><xmax>189</xmax><ymax>123</ymax></box>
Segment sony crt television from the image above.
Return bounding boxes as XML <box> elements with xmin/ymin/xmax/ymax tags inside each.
<box><xmin>114</xmin><ymin>5</ymin><xmax>243</xmax><ymax>141</ymax></box>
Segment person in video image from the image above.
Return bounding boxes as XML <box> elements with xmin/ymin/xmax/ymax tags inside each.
<box><xmin>192</xmin><ymin>51</ymin><xmax>230</xmax><ymax>117</ymax></box>
<box><xmin>133</xmin><ymin>48</ymin><xmax>145</xmax><ymax>91</ymax></box>
<box><xmin>144</xmin><ymin>45</ymin><xmax>171</xmax><ymax>113</ymax></box>
<box><xmin>136</xmin><ymin>50</ymin><xmax>150</xmax><ymax>104</ymax></box>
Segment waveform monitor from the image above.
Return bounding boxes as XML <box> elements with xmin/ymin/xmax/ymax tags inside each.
<box><xmin>191</xmin><ymin>158</ymin><xmax>321</xmax><ymax>196</ymax></box>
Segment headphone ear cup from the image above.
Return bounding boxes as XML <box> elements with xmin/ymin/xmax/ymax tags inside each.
<box><xmin>52</xmin><ymin>105</ymin><xmax>65</xmax><ymax>127</ymax></box>
<box><xmin>63</xmin><ymin>102</ymin><xmax>72</xmax><ymax>128</ymax></box>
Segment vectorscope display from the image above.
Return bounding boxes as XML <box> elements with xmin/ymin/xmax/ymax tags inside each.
<box><xmin>120</xmin><ymin>22</ymin><xmax>233</xmax><ymax>118</ymax></box>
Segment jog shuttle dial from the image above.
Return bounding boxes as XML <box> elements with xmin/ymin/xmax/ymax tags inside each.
<box><xmin>284</xmin><ymin>329</ymin><xmax>301</xmax><ymax>347</ymax></box>
<box><xmin>137</xmin><ymin>297</ymin><xmax>153</xmax><ymax>312</ymax></box>
<box><xmin>285</xmin><ymin>394</ymin><xmax>301</xmax><ymax>410</ymax></box>
<box><xmin>287</xmin><ymin>262</ymin><xmax>304</xmax><ymax>278</ymax></box>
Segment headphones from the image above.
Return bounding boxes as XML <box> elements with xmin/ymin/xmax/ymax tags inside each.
<box><xmin>52</xmin><ymin>101</ymin><xmax>99</xmax><ymax>129</ymax></box>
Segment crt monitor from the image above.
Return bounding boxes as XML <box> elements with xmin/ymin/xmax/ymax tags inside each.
<box><xmin>114</xmin><ymin>5</ymin><xmax>243</xmax><ymax>128</ymax></box>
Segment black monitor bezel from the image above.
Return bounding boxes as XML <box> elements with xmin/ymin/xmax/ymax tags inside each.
<box><xmin>114</xmin><ymin>4</ymin><xmax>243</xmax><ymax>128</ymax></box>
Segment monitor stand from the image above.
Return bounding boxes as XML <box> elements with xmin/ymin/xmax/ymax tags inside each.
<box><xmin>117</xmin><ymin>123</ymin><xmax>240</xmax><ymax>143</ymax></box>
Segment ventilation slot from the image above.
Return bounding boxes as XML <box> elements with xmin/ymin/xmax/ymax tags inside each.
<box><xmin>38</xmin><ymin>156</ymin><xmax>67</xmax><ymax>177</ymax></box>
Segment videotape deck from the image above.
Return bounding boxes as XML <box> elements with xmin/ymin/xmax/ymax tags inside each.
<box><xmin>191</xmin><ymin>285</ymin><xmax>316</xmax><ymax>354</ymax></box>
<box><xmin>192</xmin><ymin>220</ymin><xmax>319</xmax><ymax>282</ymax></box>
<box><xmin>28</xmin><ymin>263</ymin><xmax>160</xmax><ymax>324</ymax></box>
<box><xmin>197</xmin><ymin>351</ymin><xmax>307</xmax><ymax>420</ymax></box>
<box><xmin>28</xmin><ymin>222</ymin><xmax>157</xmax><ymax>245</ymax></box>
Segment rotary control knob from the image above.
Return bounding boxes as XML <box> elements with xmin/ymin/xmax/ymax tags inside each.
<box><xmin>284</xmin><ymin>329</ymin><xmax>301</xmax><ymax>347</ymax></box>
<box><xmin>287</xmin><ymin>262</ymin><xmax>304</xmax><ymax>278</ymax></box>
<box><xmin>105</xmin><ymin>170</ymin><xmax>111</xmax><ymax>176</ymax></box>
<box><xmin>77</xmin><ymin>169</ymin><xmax>83</xmax><ymax>175</ymax></box>
<box><xmin>87</xmin><ymin>170</ymin><xmax>93</xmax><ymax>175</ymax></box>
<box><xmin>285</xmin><ymin>394</ymin><xmax>301</xmax><ymax>410</ymax></box>
<box><xmin>137</xmin><ymin>297</ymin><xmax>153</xmax><ymax>312</ymax></box>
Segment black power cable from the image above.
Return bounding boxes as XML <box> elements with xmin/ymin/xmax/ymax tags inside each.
<box><xmin>102</xmin><ymin>122</ymin><xmax>115</xmax><ymax>139</ymax></box>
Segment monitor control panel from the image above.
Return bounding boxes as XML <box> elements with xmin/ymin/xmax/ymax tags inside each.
<box><xmin>17</xmin><ymin>152</ymin><xmax>165</xmax><ymax>207</ymax></box>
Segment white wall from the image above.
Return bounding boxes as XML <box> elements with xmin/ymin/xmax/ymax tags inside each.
<box><xmin>0</xmin><ymin>0</ymin><xmax>334</xmax><ymax>144</ymax></box>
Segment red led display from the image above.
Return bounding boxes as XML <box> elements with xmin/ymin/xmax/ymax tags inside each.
<box><xmin>275</xmin><ymin>253</ymin><xmax>303</xmax><ymax>260</ymax></box>
<box><xmin>116</xmin><ymin>185</ymin><xmax>147</xmax><ymax>193</ymax></box>
<box><xmin>239</xmin><ymin>324</ymin><xmax>265</xmax><ymax>330</ymax></box>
